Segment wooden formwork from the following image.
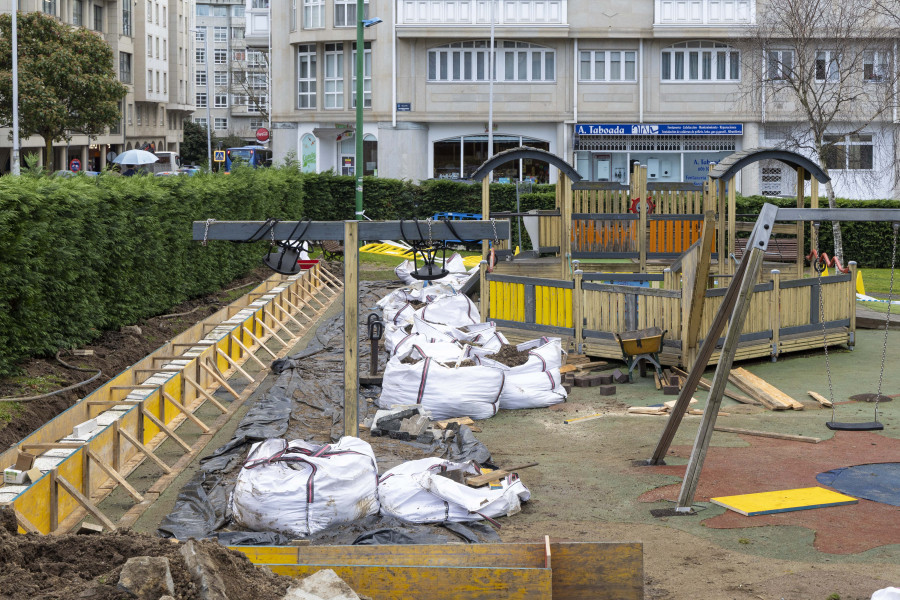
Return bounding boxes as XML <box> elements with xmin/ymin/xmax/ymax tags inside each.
<box><xmin>1</xmin><ymin>263</ymin><xmax>343</xmax><ymax>535</ymax></box>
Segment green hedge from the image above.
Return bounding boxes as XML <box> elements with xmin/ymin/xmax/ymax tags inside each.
<box><xmin>0</xmin><ymin>166</ymin><xmax>304</xmax><ymax>376</ymax></box>
<box><xmin>736</xmin><ymin>196</ymin><xmax>900</xmax><ymax>269</ymax></box>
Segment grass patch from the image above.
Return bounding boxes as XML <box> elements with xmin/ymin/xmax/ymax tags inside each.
<box><xmin>10</xmin><ymin>374</ymin><xmax>66</xmax><ymax>394</ymax></box>
<box><xmin>859</xmin><ymin>268</ymin><xmax>898</xmax><ymax>295</ymax></box>
<box><xmin>0</xmin><ymin>401</ymin><xmax>23</xmax><ymax>424</ymax></box>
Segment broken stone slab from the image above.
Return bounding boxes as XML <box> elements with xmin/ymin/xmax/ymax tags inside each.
<box><xmin>117</xmin><ymin>556</ymin><xmax>174</xmax><ymax>600</ymax></box>
<box><xmin>399</xmin><ymin>415</ymin><xmax>429</xmax><ymax>437</ymax></box>
<box><xmin>180</xmin><ymin>539</ymin><xmax>229</xmax><ymax>600</ymax></box>
<box><xmin>282</xmin><ymin>569</ymin><xmax>361</xmax><ymax>600</ymax></box>
<box><xmin>77</xmin><ymin>522</ymin><xmax>103</xmax><ymax>535</ymax></box>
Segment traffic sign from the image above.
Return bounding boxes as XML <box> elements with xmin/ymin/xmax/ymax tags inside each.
<box><xmin>213</xmin><ymin>150</ymin><xmax>226</xmax><ymax>163</ymax></box>
<box><xmin>256</xmin><ymin>127</ymin><xmax>270</xmax><ymax>143</ymax></box>
<box><xmin>69</xmin><ymin>158</ymin><xmax>81</xmax><ymax>172</ymax></box>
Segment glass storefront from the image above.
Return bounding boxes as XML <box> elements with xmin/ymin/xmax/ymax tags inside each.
<box><xmin>433</xmin><ymin>134</ymin><xmax>550</xmax><ymax>182</ymax></box>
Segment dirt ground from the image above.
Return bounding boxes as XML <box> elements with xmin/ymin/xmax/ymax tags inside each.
<box><xmin>3</xmin><ymin>262</ymin><xmax>900</xmax><ymax>599</ymax></box>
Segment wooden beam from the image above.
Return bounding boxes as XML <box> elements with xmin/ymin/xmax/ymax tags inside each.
<box><xmin>713</xmin><ymin>426</ymin><xmax>820</xmax><ymax>444</ymax></box>
<box><xmin>254</xmin><ymin>316</ymin><xmax>289</xmax><ymax>347</ymax></box>
<box><xmin>262</xmin><ymin>307</ymin><xmax>294</xmax><ymax>338</ymax></box>
<box><xmin>344</xmin><ymin>220</ymin><xmax>359</xmax><ymax>438</ymax></box>
<box><xmin>184</xmin><ymin>373</ymin><xmax>230</xmax><ymax>413</ymax></box>
<box><xmin>161</xmin><ymin>390</ymin><xmax>211</xmax><ymax>432</ymax></box>
<box><xmin>199</xmin><ymin>360</ymin><xmax>241</xmax><ymax>401</ymax></box>
<box><xmin>686</xmin><ymin>211</ymin><xmax>716</xmax><ymax>350</ymax></box>
<box><xmin>269</xmin><ymin>300</ymin><xmax>307</xmax><ymax>330</ymax></box>
<box><xmin>49</xmin><ymin>468</ymin><xmax>58</xmax><ymax>533</ymax></box>
<box><xmin>279</xmin><ymin>296</ymin><xmax>315</xmax><ymax>323</ymax></box>
<box><xmin>55</xmin><ymin>474</ymin><xmax>117</xmax><ymax>531</ymax></box>
<box><xmin>241</xmin><ymin>326</ymin><xmax>279</xmax><ymax>358</ymax></box>
<box><xmin>118</xmin><ymin>427</ymin><xmax>172</xmax><ymax>474</ymax></box>
<box><xmin>13</xmin><ymin>507</ymin><xmax>40</xmax><ymax>534</ymax></box>
<box><xmin>216</xmin><ymin>347</ymin><xmax>256</xmax><ymax>383</ymax></box>
<box><xmin>229</xmin><ymin>334</ymin><xmax>269</xmax><ymax>371</ymax></box>
<box><xmin>86</xmin><ymin>448</ymin><xmax>144</xmax><ymax>502</ymax></box>
<box><xmin>19</xmin><ymin>442</ymin><xmax>84</xmax><ymax>451</ymax></box>
<box><xmin>141</xmin><ymin>408</ymin><xmax>192</xmax><ymax>452</ymax></box>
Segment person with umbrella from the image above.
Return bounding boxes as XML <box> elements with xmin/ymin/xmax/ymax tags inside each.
<box><xmin>113</xmin><ymin>149</ymin><xmax>159</xmax><ymax>176</ymax></box>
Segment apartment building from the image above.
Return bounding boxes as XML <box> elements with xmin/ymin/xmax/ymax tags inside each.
<box><xmin>192</xmin><ymin>0</ymin><xmax>268</xmax><ymax>143</ymax></box>
<box><xmin>0</xmin><ymin>0</ymin><xmax>194</xmax><ymax>172</ymax></box>
<box><xmin>269</xmin><ymin>0</ymin><xmax>898</xmax><ymax>199</ymax></box>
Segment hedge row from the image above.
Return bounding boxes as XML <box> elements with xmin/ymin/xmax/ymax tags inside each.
<box><xmin>2</xmin><ymin>169</ymin><xmax>895</xmax><ymax>375</ymax></box>
<box><xmin>0</xmin><ymin>166</ymin><xmax>305</xmax><ymax>376</ymax></box>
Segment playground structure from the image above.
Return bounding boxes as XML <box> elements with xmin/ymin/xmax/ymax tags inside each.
<box><xmin>475</xmin><ymin>147</ymin><xmax>857</xmax><ymax>368</ymax></box>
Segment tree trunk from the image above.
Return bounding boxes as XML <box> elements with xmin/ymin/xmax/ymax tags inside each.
<box><xmin>43</xmin><ymin>136</ymin><xmax>54</xmax><ymax>172</ymax></box>
<box><xmin>824</xmin><ymin>179</ymin><xmax>844</xmax><ymax>264</ymax></box>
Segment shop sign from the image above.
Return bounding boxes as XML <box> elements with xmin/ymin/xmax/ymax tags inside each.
<box><xmin>575</xmin><ymin>123</ymin><xmax>743</xmax><ymax>136</ymax></box>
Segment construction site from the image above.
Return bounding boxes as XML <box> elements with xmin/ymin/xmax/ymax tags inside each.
<box><xmin>2</xmin><ymin>148</ymin><xmax>900</xmax><ymax>600</ymax></box>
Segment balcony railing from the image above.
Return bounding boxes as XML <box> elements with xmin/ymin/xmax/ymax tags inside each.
<box><xmin>397</xmin><ymin>0</ymin><xmax>566</xmax><ymax>26</ymax></box>
<box><xmin>655</xmin><ymin>0</ymin><xmax>753</xmax><ymax>25</ymax></box>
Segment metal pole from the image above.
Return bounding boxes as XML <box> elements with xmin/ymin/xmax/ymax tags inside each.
<box><xmin>354</xmin><ymin>1</ymin><xmax>364</xmax><ymax>220</ymax></box>
<box><xmin>11</xmin><ymin>3</ymin><xmax>20</xmax><ymax>175</ymax></box>
<box><xmin>487</xmin><ymin>0</ymin><xmax>495</xmax><ymax>170</ymax></box>
<box><xmin>205</xmin><ymin>33</ymin><xmax>212</xmax><ymax>171</ymax></box>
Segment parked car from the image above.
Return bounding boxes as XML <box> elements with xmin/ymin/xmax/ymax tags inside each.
<box><xmin>54</xmin><ymin>169</ymin><xmax>100</xmax><ymax>177</ymax></box>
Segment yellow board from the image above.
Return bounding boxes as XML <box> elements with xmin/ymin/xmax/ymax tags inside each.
<box><xmin>360</xmin><ymin>242</ymin><xmax>481</xmax><ymax>268</ymax></box>
<box><xmin>711</xmin><ymin>486</ymin><xmax>858</xmax><ymax>516</ymax></box>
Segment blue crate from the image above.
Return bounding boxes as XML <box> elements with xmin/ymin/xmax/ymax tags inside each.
<box><xmin>432</xmin><ymin>212</ymin><xmax>482</xmax><ymax>220</ymax></box>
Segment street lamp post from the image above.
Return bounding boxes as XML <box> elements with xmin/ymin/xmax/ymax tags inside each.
<box><xmin>355</xmin><ymin>14</ymin><xmax>381</xmax><ymax>221</ymax></box>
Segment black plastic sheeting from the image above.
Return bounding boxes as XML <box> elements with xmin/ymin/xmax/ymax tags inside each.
<box><xmin>817</xmin><ymin>462</ymin><xmax>900</xmax><ymax>507</ymax></box>
<box><xmin>157</xmin><ymin>280</ymin><xmax>498</xmax><ymax>545</ymax></box>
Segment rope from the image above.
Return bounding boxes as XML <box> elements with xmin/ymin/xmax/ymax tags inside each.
<box><xmin>0</xmin><ymin>351</ymin><xmax>102</xmax><ymax>403</ymax></box>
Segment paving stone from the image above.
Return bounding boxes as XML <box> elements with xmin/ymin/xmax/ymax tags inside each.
<box><xmin>596</xmin><ymin>385</ymin><xmax>616</xmax><ymax>396</ymax></box>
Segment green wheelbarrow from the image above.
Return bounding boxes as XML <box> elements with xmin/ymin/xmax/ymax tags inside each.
<box><xmin>615</xmin><ymin>327</ymin><xmax>667</xmax><ymax>382</ymax></box>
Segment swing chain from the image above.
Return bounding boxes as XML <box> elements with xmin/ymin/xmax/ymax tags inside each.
<box><xmin>813</xmin><ymin>223</ymin><xmax>838</xmax><ymax>423</ymax></box>
<box><xmin>490</xmin><ymin>218</ymin><xmax>499</xmax><ymax>246</ymax></box>
<box><xmin>874</xmin><ymin>222</ymin><xmax>900</xmax><ymax>413</ymax></box>
<box><xmin>426</xmin><ymin>218</ymin><xmax>434</xmax><ymax>249</ymax></box>
<box><xmin>202</xmin><ymin>218</ymin><xmax>215</xmax><ymax>247</ymax></box>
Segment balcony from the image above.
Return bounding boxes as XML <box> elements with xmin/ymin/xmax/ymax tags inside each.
<box><xmin>397</xmin><ymin>0</ymin><xmax>566</xmax><ymax>27</ymax></box>
<box><xmin>655</xmin><ymin>0</ymin><xmax>753</xmax><ymax>26</ymax></box>
<box><xmin>245</xmin><ymin>4</ymin><xmax>269</xmax><ymax>47</ymax></box>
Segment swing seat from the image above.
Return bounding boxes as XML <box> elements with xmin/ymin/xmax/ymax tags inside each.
<box><xmin>826</xmin><ymin>421</ymin><xmax>884</xmax><ymax>432</ymax></box>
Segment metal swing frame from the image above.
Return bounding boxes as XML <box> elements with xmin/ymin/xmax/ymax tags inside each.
<box><xmin>646</xmin><ymin>205</ymin><xmax>900</xmax><ymax>512</ymax></box>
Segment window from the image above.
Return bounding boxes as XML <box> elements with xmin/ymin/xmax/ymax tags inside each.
<box><xmin>196</xmin><ymin>92</ymin><xmax>207</xmax><ymax>107</ymax></box>
<box><xmin>214</xmin><ymin>94</ymin><xmax>228</xmax><ymax>107</ymax></box>
<box><xmin>335</xmin><ymin>0</ymin><xmax>367</xmax><ymax>27</ymax></box>
<box><xmin>73</xmin><ymin>0</ymin><xmax>83</xmax><ymax>26</ymax></box>
<box><xmin>128</xmin><ymin>103</ymin><xmax>133</xmax><ymax>125</ymax></box>
<box><xmin>324</xmin><ymin>43</ymin><xmax>343</xmax><ymax>109</ymax></box>
<box><xmin>195</xmin><ymin>27</ymin><xmax>206</xmax><ymax>42</ymax></box>
<box><xmin>147</xmin><ymin>69</ymin><xmax>153</xmax><ymax>93</ymax></box>
<box><xmin>815</xmin><ymin>50</ymin><xmax>839</xmax><ymax>82</ymax></box>
<box><xmin>823</xmin><ymin>133</ymin><xmax>873</xmax><ymax>170</ymax></box>
<box><xmin>579</xmin><ymin>50</ymin><xmax>637</xmax><ymax>81</ymax></box>
<box><xmin>233</xmin><ymin>49</ymin><xmax>246</xmax><ymax>62</ymax></box>
<box><xmin>232</xmin><ymin>5</ymin><xmax>244</xmax><ymax>16</ymax></box>
<box><xmin>864</xmin><ymin>51</ymin><xmax>889</xmax><ymax>83</ymax></box>
<box><xmin>661</xmin><ymin>41</ymin><xmax>739</xmax><ymax>82</ymax></box>
<box><xmin>214</xmin><ymin>26</ymin><xmax>227</xmax><ymax>42</ymax></box>
<box><xmin>248</xmin><ymin>95</ymin><xmax>267</xmax><ymax>113</ymax></box>
<box><xmin>231</xmin><ymin>27</ymin><xmax>244</xmax><ymax>39</ymax></box>
<box><xmin>43</xmin><ymin>0</ymin><xmax>56</xmax><ymax>16</ymax></box>
<box><xmin>148</xmin><ymin>35</ymin><xmax>153</xmax><ymax>57</ymax></box>
<box><xmin>433</xmin><ymin>135</ymin><xmax>550</xmax><ymax>180</ymax></box>
<box><xmin>352</xmin><ymin>42</ymin><xmax>372</xmax><ymax>108</ymax></box>
<box><xmin>214</xmin><ymin>50</ymin><xmax>227</xmax><ymax>64</ymax></box>
<box><xmin>291</xmin><ymin>0</ymin><xmax>297</xmax><ymax>30</ymax></box>
<box><xmin>196</xmin><ymin>70</ymin><xmax>207</xmax><ymax>86</ymax></box>
<box><xmin>156</xmin><ymin>70</ymin><xmax>160</xmax><ymax>93</ymax></box>
<box><xmin>248</xmin><ymin>50</ymin><xmax>266</xmax><ymax>68</ymax></box>
<box><xmin>251</xmin><ymin>0</ymin><xmax>268</xmax><ymax>7</ymax></box>
<box><xmin>297</xmin><ymin>44</ymin><xmax>317</xmax><ymax>108</ymax></box>
<box><xmin>248</xmin><ymin>73</ymin><xmax>267</xmax><ymax>89</ymax></box>
<box><xmin>212</xmin><ymin>5</ymin><xmax>227</xmax><ymax>16</ymax></box>
<box><xmin>155</xmin><ymin>37</ymin><xmax>159</xmax><ymax>59</ymax></box>
<box><xmin>767</xmin><ymin>50</ymin><xmax>794</xmax><ymax>81</ymax></box>
<box><xmin>122</xmin><ymin>0</ymin><xmax>132</xmax><ymax>35</ymax></box>
<box><xmin>214</xmin><ymin>71</ymin><xmax>227</xmax><ymax>86</ymax></box>
<box><xmin>194</xmin><ymin>117</ymin><xmax>208</xmax><ymax>127</ymax></box>
<box><xmin>119</xmin><ymin>52</ymin><xmax>132</xmax><ymax>84</ymax></box>
<box><xmin>427</xmin><ymin>41</ymin><xmax>555</xmax><ymax>82</ymax></box>
<box><xmin>232</xmin><ymin>70</ymin><xmax>246</xmax><ymax>84</ymax></box>
<box><xmin>250</xmin><ymin>119</ymin><xmax>265</xmax><ymax>129</ymax></box>
<box><xmin>214</xmin><ymin>118</ymin><xmax>228</xmax><ymax>130</ymax></box>
<box><xmin>303</xmin><ymin>0</ymin><xmax>323</xmax><ymax>28</ymax></box>
<box><xmin>137</xmin><ymin>105</ymin><xmax>142</xmax><ymax>125</ymax></box>
<box><xmin>232</xmin><ymin>94</ymin><xmax>248</xmax><ymax>105</ymax></box>
<box><xmin>196</xmin><ymin>3</ymin><xmax>209</xmax><ymax>16</ymax></box>
<box><xmin>196</xmin><ymin>48</ymin><xmax>206</xmax><ymax>63</ymax></box>
<box><xmin>162</xmin><ymin>6</ymin><xmax>166</xmax><ymax>22</ymax></box>
<box><xmin>163</xmin><ymin>73</ymin><xmax>167</xmax><ymax>94</ymax></box>
<box><xmin>94</xmin><ymin>5</ymin><xmax>102</xmax><ymax>31</ymax></box>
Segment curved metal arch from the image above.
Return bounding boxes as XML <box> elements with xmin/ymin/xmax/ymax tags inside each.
<box><xmin>709</xmin><ymin>148</ymin><xmax>831</xmax><ymax>183</ymax></box>
<box><xmin>469</xmin><ymin>146</ymin><xmax>583</xmax><ymax>182</ymax></box>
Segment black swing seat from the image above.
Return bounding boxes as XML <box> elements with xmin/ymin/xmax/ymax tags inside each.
<box><xmin>826</xmin><ymin>421</ymin><xmax>884</xmax><ymax>432</ymax></box>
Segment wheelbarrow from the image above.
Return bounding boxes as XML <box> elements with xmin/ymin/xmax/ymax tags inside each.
<box><xmin>615</xmin><ymin>327</ymin><xmax>667</xmax><ymax>382</ymax></box>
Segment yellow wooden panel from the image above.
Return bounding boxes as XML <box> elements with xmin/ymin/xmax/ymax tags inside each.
<box><xmin>55</xmin><ymin>448</ymin><xmax>85</xmax><ymax>529</ymax></box>
<box><xmin>142</xmin><ymin>391</ymin><xmax>161</xmax><ymax>445</ymax></box>
<box><xmin>268</xmin><ymin>565</ymin><xmax>552</xmax><ymax>600</ymax></box>
<box><xmin>13</xmin><ymin>470</ymin><xmax>51</xmax><ymax>534</ymax></box>
<box><xmin>215</xmin><ymin>338</ymin><xmax>230</xmax><ymax>373</ymax></box>
<box><xmin>711</xmin><ymin>487</ymin><xmax>857</xmax><ymax>516</ymax></box>
<box><xmin>162</xmin><ymin>375</ymin><xmax>183</xmax><ymax>427</ymax></box>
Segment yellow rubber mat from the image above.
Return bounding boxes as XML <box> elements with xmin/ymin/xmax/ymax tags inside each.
<box><xmin>710</xmin><ymin>486</ymin><xmax>858</xmax><ymax>516</ymax></box>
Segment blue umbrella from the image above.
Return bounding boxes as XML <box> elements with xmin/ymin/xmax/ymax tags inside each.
<box><xmin>112</xmin><ymin>149</ymin><xmax>159</xmax><ymax>165</ymax></box>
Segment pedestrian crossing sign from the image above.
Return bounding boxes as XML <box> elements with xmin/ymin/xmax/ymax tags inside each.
<box><xmin>214</xmin><ymin>150</ymin><xmax>226</xmax><ymax>162</ymax></box>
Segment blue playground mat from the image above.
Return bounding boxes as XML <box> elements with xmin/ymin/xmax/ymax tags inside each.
<box><xmin>816</xmin><ymin>463</ymin><xmax>900</xmax><ymax>507</ymax></box>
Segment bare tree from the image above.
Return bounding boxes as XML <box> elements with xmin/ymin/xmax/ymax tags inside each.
<box><xmin>738</xmin><ymin>0</ymin><xmax>900</xmax><ymax>262</ymax></box>
<box><xmin>227</xmin><ymin>48</ymin><xmax>270</xmax><ymax>125</ymax></box>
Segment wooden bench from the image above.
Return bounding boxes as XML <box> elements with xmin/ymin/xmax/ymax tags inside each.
<box><xmin>734</xmin><ymin>237</ymin><xmax>800</xmax><ymax>262</ymax></box>
<box><xmin>319</xmin><ymin>240</ymin><xmax>344</xmax><ymax>261</ymax></box>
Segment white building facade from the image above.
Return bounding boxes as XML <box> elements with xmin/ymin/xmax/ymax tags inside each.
<box><xmin>267</xmin><ymin>0</ymin><xmax>899</xmax><ymax>199</ymax></box>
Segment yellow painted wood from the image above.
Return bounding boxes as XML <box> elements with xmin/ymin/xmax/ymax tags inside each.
<box><xmin>711</xmin><ymin>487</ymin><xmax>857</xmax><ymax>516</ymax></box>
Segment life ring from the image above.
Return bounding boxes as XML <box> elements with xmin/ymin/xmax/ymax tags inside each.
<box><xmin>488</xmin><ymin>247</ymin><xmax>497</xmax><ymax>273</ymax></box>
<box><xmin>629</xmin><ymin>197</ymin><xmax>656</xmax><ymax>214</ymax></box>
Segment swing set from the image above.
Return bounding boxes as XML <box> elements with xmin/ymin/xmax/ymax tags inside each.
<box><xmin>647</xmin><ymin>202</ymin><xmax>900</xmax><ymax>512</ymax></box>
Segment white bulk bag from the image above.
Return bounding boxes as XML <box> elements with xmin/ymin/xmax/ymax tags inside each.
<box><xmin>230</xmin><ymin>437</ymin><xmax>379</xmax><ymax>537</ymax></box>
<box><xmin>378</xmin><ymin>357</ymin><xmax>504</xmax><ymax>420</ymax></box>
<box><xmin>498</xmin><ymin>369</ymin><xmax>567</xmax><ymax>409</ymax></box>
<box><xmin>415</xmin><ymin>293</ymin><xmax>480</xmax><ymax>327</ymax></box>
<box><xmin>378</xmin><ymin>458</ymin><xmax>531</xmax><ymax>523</ymax></box>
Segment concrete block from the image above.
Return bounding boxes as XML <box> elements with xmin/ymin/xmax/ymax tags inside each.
<box><xmin>282</xmin><ymin>568</ymin><xmax>361</xmax><ymax>600</ymax></box>
<box><xmin>117</xmin><ymin>556</ymin><xmax>174</xmax><ymax>600</ymax></box>
<box><xmin>596</xmin><ymin>385</ymin><xmax>616</xmax><ymax>396</ymax></box>
<box><xmin>399</xmin><ymin>415</ymin><xmax>429</xmax><ymax>437</ymax></box>
<box><xmin>77</xmin><ymin>522</ymin><xmax>104</xmax><ymax>535</ymax></box>
<box><xmin>72</xmin><ymin>418</ymin><xmax>98</xmax><ymax>439</ymax></box>
<box><xmin>574</xmin><ymin>375</ymin><xmax>595</xmax><ymax>387</ymax></box>
<box><xmin>563</xmin><ymin>383</ymin><xmax>573</xmax><ymax>394</ymax></box>
<box><xmin>612</xmin><ymin>369</ymin><xmax>630</xmax><ymax>384</ymax></box>
<box><xmin>662</xmin><ymin>385</ymin><xmax>680</xmax><ymax>395</ymax></box>
<box><xmin>180</xmin><ymin>539</ymin><xmax>229</xmax><ymax>600</ymax></box>
<box><xmin>596</xmin><ymin>374</ymin><xmax>614</xmax><ymax>385</ymax></box>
